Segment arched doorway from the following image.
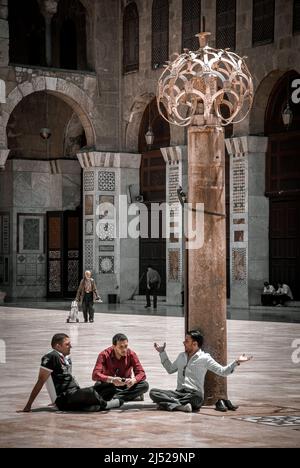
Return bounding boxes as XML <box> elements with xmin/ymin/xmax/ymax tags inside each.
<box><xmin>6</xmin><ymin>91</ymin><xmax>88</xmax><ymax>299</ymax></box>
<box><xmin>138</xmin><ymin>99</ymin><xmax>170</xmax><ymax>296</ymax></box>
<box><xmin>265</xmin><ymin>71</ymin><xmax>300</xmax><ymax>299</ymax></box>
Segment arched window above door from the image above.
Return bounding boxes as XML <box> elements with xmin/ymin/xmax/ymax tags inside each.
<box><xmin>8</xmin><ymin>0</ymin><xmax>46</xmax><ymax>67</ymax></box>
<box><xmin>123</xmin><ymin>2</ymin><xmax>139</xmax><ymax>73</ymax></box>
<box><xmin>52</xmin><ymin>0</ymin><xmax>88</xmax><ymax>70</ymax></box>
<box><xmin>293</xmin><ymin>0</ymin><xmax>300</xmax><ymax>34</ymax></box>
<box><xmin>182</xmin><ymin>0</ymin><xmax>201</xmax><ymax>51</ymax></box>
<box><xmin>152</xmin><ymin>0</ymin><xmax>169</xmax><ymax>69</ymax></box>
<box><xmin>216</xmin><ymin>0</ymin><xmax>236</xmax><ymax>50</ymax></box>
<box><xmin>252</xmin><ymin>0</ymin><xmax>275</xmax><ymax>47</ymax></box>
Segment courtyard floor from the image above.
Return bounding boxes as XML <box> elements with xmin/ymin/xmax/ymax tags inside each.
<box><xmin>0</xmin><ymin>306</ymin><xmax>299</xmax><ymax>448</ymax></box>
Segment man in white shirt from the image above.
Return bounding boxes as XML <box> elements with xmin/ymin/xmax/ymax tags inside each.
<box><xmin>261</xmin><ymin>281</ymin><xmax>276</xmax><ymax>306</ymax></box>
<box><xmin>275</xmin><ymin>283</ymin><xmax>294</xmax><ymax>306</ymax></box>
<box><xmin>150</xmin><ymin>330</ymin><xmax>253</xmax><ymax>413</ymax></box>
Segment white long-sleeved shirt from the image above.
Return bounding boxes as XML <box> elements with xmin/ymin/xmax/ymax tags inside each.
<box><xmin>278</xmin><ymin>284</ymin><xmax>293</xmax><ymax>300</ymax></box>
<box><xmin>159</xmin><ymin>349</ymin><xmax>238</xmax><ymax>396</ymax></box>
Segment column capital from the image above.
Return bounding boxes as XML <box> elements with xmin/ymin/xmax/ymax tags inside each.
<box><xmin>0</xmin><ymin>148</ymin><xmax>9</xmax><ymax>171</ymax></box>
<box><xmin>160</xmin><ymin>146</ymin><xmax>187</xmax><ymax>164</ymax></box>
<box><xmin>38</xmin><ymin>0</ymin><xmax>58</xmax><ymax>19</ymax></box>
<box><xmin>225</xmin><ymin>136</ymin><xmax>268</xmax><ymax>156</ymax></box>
<box><xmin>77</xmin><ymin>151</ymin><xmax>141</xmax><ymax>170</ymax></box>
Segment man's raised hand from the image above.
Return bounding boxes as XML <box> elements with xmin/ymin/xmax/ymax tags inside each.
<box><xmin>154</xmin><ymin>342</ymin><xmax>166</xmax><ymax>353</ymax></box>
<box><xmin>237</xmin><ymin>354</ymin><xmax>253</xmax><ymax>364</ymax></box>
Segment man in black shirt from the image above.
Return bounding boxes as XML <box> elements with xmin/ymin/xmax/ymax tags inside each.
<box><xmin>18</xmin><ymin>334</ymin><xmax>123</xmax><ymax>412</ymax></box>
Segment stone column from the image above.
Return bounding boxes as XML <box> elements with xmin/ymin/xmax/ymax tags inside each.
<box><xmin>161</xmin><ymin>145</ymin><xmax>187</xmax><ymax>305</ymax></box>
<box><xmin>187</xmin><ymin>116</ymin><xmax>227</xmax><ymax>405</ymax></box>
<box><xmin>77</xmin><ymin>151</ymin><xmax>141</xmax><ymax>303</ymax></box>
<box><xmin>225</xmin><ymin>136</ymin><xmax>269</xmax><ymax>310</ymax></box>
<box><xmin>0</xmin><ymin>149</ymin><xmax>9</xmax><ymax>170</ymax></box>
<box><xmin>38</xmin><ymin>0</ymin><xmax>59</xmax><ymax>67</ymax></box>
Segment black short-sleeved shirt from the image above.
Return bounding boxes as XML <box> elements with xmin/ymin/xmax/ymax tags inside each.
<box><xmin>41</xmin><ymin>351</ymin><xmax>79</xmax><ymax>396</ymax></box>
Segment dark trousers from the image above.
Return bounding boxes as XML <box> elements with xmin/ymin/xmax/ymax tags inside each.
<box><xmin>150</xmin><ymin>388</ymin><xmax>203</xmax><ymax>411</ymax></box>
<box><xmin>94</xmin><ymin>380</ymin><xmax>149</xmax><ymax>402</ymax></box>
<box><xmin>275</xmin><ymin>294</ymin><xmax>291</xmax><ymax>306</ymax></box>
<box><xmin>261</xmin><ymin>294</ymin><xmax>276</xmax><ymax>306</ymax></box>
<box><xmin>146</xmin><ymin>282</ymin><xmax>159</xmax><ymax>308</ymax></box>
<box><xmin>82</xmin><ymin>292</ymin><xmax>94</xmax><ymax>322</ymax></box>
<box><xmin>55</xmin><ymin>386</ymin><xmax>109</xmax><ymax>412</ymax></box>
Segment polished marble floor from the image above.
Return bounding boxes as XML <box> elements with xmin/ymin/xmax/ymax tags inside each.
<box><xmin>2</xmin><ymin>299</ymin><xmax>300</xmax><ymax>323</ymax></box>
<box><xmin>0</xmin><ymin>307</ymin><xmax>300</xmax><ymax>448</ymax></box>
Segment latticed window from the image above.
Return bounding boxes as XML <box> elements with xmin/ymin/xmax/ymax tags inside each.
<box><xmin>216</xmin><ymin>0</ymin><xmax>236</xmax><ymax>50</ymax></box>
<box><xmin>182</xmin><ymin>0</ymin><xmax>201</xmax><ymax>51</ymax></box>
<box><xmin>252</xmin><ymin>0</ymin><xmax>275</xmax><ymax>46</ymax></box>
<box><xmin>123</xmin><ymin>2</ymin><xmax>139</xmax><ymax>73</ymax></box>
<box><xmin>293</xmin><ymin>0</ymin><xmax>300</xmax><ymax>33</ymax></box>
<box><xmin>152</xmin><ymin>0</ymin><xmax>169</xmax><ymax>69</ymax></box>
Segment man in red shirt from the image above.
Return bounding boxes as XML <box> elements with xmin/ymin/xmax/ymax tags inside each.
<box><xmin>92</xmin><ymin>333</ymin><xmax>149</xmax><ymax>402</ymax></box>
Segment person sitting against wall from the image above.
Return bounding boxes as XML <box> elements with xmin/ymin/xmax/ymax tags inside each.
<box><xmin>275</xmin><ymin>283</ymin><xmax>294</xmax><ymax>307</ymax></box>
<box><xmin>261</xmin><ymin>281</ymin><xmax>276</xmax><ymax>306</ymax></box>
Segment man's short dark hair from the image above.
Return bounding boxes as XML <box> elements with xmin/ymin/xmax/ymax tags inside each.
<box><xmin>113</xmin><ymin>333</ymin><xmax>128</xmax><ymax>345</ymax></box>
<box><xmin>147</xmin><ymin>265</ymin><xmax>153</xmax><ymax>269</ymax></box>
<box><xmin>187</xmin><ymin>330</ymin><xmax>204</xmax><ymax>348</ymax></box>
<box><xmin>51</xmin><ymin>334</ymin><xmax>69</xmax><ymax>348</ymax></box>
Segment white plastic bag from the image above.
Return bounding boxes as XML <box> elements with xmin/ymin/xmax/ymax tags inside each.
<box><xmin>67</xmin><ymin>300</ymin><xmax>79</xmax><ymax>323</ymax></box>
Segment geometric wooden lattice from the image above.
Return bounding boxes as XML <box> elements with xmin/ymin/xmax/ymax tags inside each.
<box><xmin>182</xmin><ymin>0</ymin><xmax>201</xmax><ymax>51</ymax></box>
<box><xmin>216</xmin><ymin>0</ymin><xmax>236</xmax><ymax>50</ymax></box>
<box><xmin>152</xmin><ymin>0</ymin><xmax>169</xmax><ymax>69</ymax></box>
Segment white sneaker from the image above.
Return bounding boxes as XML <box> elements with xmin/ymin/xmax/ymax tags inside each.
<box><xmin>176</xmin><ymin>403</ymin><xmax>192</xmax><ymax>413</ymax></box>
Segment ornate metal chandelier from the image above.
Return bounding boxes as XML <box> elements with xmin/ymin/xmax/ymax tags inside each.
<box><xmin>157</xmin><ymin>32</ymin><xmax>254</xmax><ymax>127</ymax></box>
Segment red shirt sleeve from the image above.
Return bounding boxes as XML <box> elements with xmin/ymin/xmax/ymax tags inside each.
<box><xmin>92</xmin><ymin>351</ymin><xmax>110</xmax><ymax>382</ymax></box>
<box><xmin>131</xmin><ymin>351</ymin><xmax>146</xmax><ymax>383</ymax></box>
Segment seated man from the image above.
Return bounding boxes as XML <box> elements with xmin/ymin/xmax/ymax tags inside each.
<box><xmin>92</xmin><ymin>333</ymin><xmax>149</xmax><ymax>402</ymax></box>
<box><xmin>261</xmin><ymin>281</ymin><xmax>276</xmax><ymax>306</ymax></box>
<box><xmin>18</xmin><ymin>334</ymin><xmax>123</xmax><ymax>413</ymax></box>
<box><xmin>150</xmin><ymin>330</ymin><xmax>252</xmax><ymax>413</ymax></box>
<box><xmin>275</xmin><ymin>283</ymin><xmax>294</xmax><ymax>306</ymax></box>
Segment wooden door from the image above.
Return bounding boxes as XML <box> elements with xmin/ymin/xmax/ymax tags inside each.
<box><xmin>47</xmin><ymin>210</ymin><xmax>82</xmax><ymax>298</ymax></box>
<box><xmin>139</xmin><ymin>149</ymin><xmax>166</xmax><ymax>295</ymax></box>
<box><xmin>270</xmin><ymin>198</ymin><xmax>300</xmax><ymax>300</ymax></box>
<box><xmin>63</xmin><ymin>210</ymin><xmax>82</xmax><ymax>298</ymax></box>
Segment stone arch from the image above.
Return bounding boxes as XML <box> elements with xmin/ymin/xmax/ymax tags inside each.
<box><xmin>125</xmin><ymin>92</ymin><xmax>179</xmax><ymax>152</ymax></box>
<box><xmin>249</xmin><ymin>70</ymin><xmax>292</xmax><ymax>135</ymax></box>
<box><xmin>125</xmin><ymin>93</ymin><xmax>154</xmax><ymax>152</ymax></box>
<box><xmin>1</xmin><ymin>76</ymin><xmax>96</xmax><ymax>148</ymax></box>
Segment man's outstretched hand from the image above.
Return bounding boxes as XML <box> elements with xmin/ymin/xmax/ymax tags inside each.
<box><xmin>154</xmin><ymin>342</ymin><xmax>166</xmax><ymax>353</ymax></box>
<box><xmin>237</xmin><ymin>354</ymin><xmax>253</xmax><ymax>364</ymax></box>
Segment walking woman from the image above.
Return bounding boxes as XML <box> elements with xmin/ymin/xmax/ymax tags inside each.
<box><xmin>76</xmin><ymin>271</ymin><xmax>100</xmax><ymax>323</ymax></box>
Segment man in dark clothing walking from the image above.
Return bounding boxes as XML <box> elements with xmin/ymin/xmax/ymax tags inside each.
<box><xmin>145</xmin><ymin>265</ymin><xmax>161</xmax><ymax>310</ymax></box>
